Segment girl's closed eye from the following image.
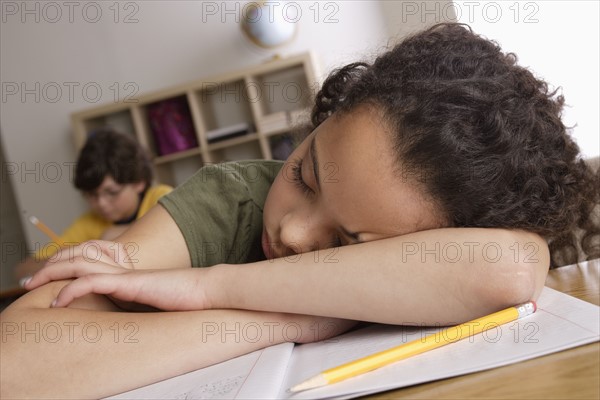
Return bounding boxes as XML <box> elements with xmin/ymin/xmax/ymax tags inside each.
<box><xmin>331</xmin><ymin>235</ymin><xmax>343</xmax><ymax>247</ymax></box>
<box><xmin>290</xmin><ymin>158</ymin><xmax>344</xmax><ymax>248</ymax></box>
<box><xmin>291</xmin><ymin>158</ymin><xmax>314</xmax><ymax>197</ymax></box>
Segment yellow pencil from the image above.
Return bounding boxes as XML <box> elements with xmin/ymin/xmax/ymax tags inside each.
<box><xmin>290</xmin><ymin>301</ymin><xmax>537</xmax><ymax>392</ymax></box>
<box><xmin>29</xmin><ymin>215</ymin><xmax>65</xmax><ymax>247</ymax></box>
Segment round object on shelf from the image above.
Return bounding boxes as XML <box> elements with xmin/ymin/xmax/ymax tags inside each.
<box><xmin>241</xmin><ymin>1</ymin><xmax>297</xmax><ymax>48</ymax></box>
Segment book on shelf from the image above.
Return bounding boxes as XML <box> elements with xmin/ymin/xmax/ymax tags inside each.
<box><xmin>206</xmin><ymin>122</ymin><xmax>252</xmax><ymax>143</ymax></box>
<box><xmin>107</xmin><ymin>283</ymin><xmax>599</xmax><ymax>400</ymax></box>
<box><xmin>147</xmin><ymin>97</ymin><xmax>198</xmax><ymax>156</ymax></box>
<box><xmin>257</xmin><ymin>111</ymin><xmax>289</xmax><ymax>134</ymax></box>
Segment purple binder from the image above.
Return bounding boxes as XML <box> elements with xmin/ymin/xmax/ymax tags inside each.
<box><xmin>147</xmin><ymin>97</ymin><xmax>198</xmax><ymax>156</ymax></box>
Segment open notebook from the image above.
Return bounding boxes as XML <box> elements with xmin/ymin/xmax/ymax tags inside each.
<box><xmin>107</xmin><ymin>285</ymin><xmax>599</xmax><ymax>400</ymax></box>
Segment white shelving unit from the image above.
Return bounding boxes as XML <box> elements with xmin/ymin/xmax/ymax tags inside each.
<box><xmin>71</xmin><ymin>52</ymin><xmax>320</xmax><ymax>186</ymax></box>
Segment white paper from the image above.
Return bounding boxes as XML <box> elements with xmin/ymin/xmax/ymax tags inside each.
<box><xmin>108</xmin><ymin>342</ymin><xmax>294</xmax><ymax>399</ymax></box>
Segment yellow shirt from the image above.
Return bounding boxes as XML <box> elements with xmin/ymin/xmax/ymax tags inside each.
<box><xmin>34</xmin><ymin>184</ymin><xmax>172</xmax><ymax>260</ymax></box>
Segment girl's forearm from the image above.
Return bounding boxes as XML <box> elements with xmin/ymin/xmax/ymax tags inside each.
<box><xmin>1</xmin><ymin>281</ymin><xmax>351</xmax><ymax>399</ymax></box>
<box><xmin>211</xmin><ymin>228</ymin><xmax>549</xmax><ymax>325</ymax></box>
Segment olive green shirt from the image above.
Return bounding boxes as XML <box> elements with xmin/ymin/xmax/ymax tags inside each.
<box><xmin>158</xmin><ymin>160</ymin><xmax>283</xmax><ymax>268</ymax></box>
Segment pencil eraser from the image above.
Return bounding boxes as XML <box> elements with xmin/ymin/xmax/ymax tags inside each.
<box><xmin>531</xmin><ymin>301</ymin><xmax>537</xmax><ymax>312</ymax></box>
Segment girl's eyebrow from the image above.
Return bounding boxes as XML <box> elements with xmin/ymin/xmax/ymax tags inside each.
<box><xmin>311</xmin><ymin>134</ymin><xmax>362</xmax><ymax>244</ymax></box>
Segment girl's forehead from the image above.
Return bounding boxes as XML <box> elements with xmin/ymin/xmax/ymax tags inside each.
<box><xmin>315</xmin><ymin>109</ymin><xmax>443</xmax><ymax>239</ymax></box>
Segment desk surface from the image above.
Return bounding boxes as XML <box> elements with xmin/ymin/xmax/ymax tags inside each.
<box><xmin>371</xmin><ymin>260</ymin><xmax>600</xmax><ymax>399</ymax></box>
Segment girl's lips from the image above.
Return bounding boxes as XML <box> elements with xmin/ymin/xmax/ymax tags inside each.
<box><xmin>262</xmin><ymin>229</ymin><xmax>274</xmax><ymax>260</ymax></box>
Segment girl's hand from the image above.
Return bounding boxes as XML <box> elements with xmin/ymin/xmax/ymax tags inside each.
<box><xmin>23</xmin><ymin>240</ymin><xmax>212</xmax><ymax>312</ymax></box>
<box><xmin>47</xmin><ymin>268</ymin><xmax>211</xmax><ymax>311</ymax></box>
<box><xmin>23</xmin><ymin>240</ymin><xmax>135</xmax><ymax>289</ymax></box>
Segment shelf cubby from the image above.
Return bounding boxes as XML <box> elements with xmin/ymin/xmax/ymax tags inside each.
<box><xmin>73</xmin><ymin>108</ymin><xmax>136</xmax><ymax>149</ymax></box>
<box><xmin>196</xmin><ymin>80</ymin><xmax>254</xmax><ymax>137</ymax></box>
<box><xmin>251</xmin><ymin>65</ymin><xmax>313</xmax><ymax>116</ymax></box>
<box><xmin>210</xmin><ymin>140</ymin><xmax>262</xmax><ymax>164</ymax></box>
<box><xmin>155</xmin><ymin>154</ymin><xmax>205</xmax><ymax>187</ymax></box>
<box><xmin>268</xmin><ymin>135</ymin><xmax>296</xmax><ymax>161</ymax></box>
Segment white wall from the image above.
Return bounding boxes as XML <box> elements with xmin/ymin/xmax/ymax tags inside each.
<box><xmin>1</xmin><ymin>1</ymin><xmax>397</xmax><ymax>260</ymax></box>
<box><xmin>380</xmin><ymin>0</ymin><xmax>456</xmax><ymax>38</ymax></box>
<box><xmin>453</xmin><ymin>0</ymin><xmax>599</xmax><ymax>158</ymax></box>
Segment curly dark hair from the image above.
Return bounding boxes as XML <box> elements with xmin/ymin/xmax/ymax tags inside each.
<box><xmin>74</xmin><ymin>129</ymin><xmax>153</xmax><ymax>192</ymax></box>
<box><xmin>310</xmin><ymin>23</ymin><xmax>598</xmax><ymax>267</ymax></box>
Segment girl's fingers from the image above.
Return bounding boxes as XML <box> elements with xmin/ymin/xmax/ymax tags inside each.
<box><xmin>45</xmin><ymin>240</ymin><xmax>116</xmax><ymax>266</ymax></box>
<box><xmin>52</xmin><ymin>272</ymin><xmax>157</xmax><ymax>309</ymax></box>
<box><xmin>23</xmin><ymin>240</ymin><xmax>132</xmax><ymax>290</ymax></box>
<box><xmin>43</xmin><ymin>240</ymin><xmax>134</xmax><ymax>272</ymax></box>
<box><xmin>51</xmin><ymin>274</ymin><xmax>134</xmax><ymax>308</ymax></box>
<box><xmin>25</xmin><ymin>262</ymin><xmax>125</xmax><ymax>290</ymax></box>
<box><xmin>50</xmin><ymin>269</ymin><xmax>209</xmax><ymax>311</ymax></box>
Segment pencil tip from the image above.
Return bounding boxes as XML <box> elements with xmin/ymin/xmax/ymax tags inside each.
<box><xmin>29</xmin><ymin>216</ymin><xmax>38</xmax><ymax>224</ymax></box>
<box><xmin>289</xmin><ymin>374</ymin><xmax>328</xmax><ymax>393</ymax></box>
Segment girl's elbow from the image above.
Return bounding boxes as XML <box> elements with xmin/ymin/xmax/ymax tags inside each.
<box><xmin>505</xmin><ymin>261</ymin><xmax>545</xmax><ymax>305</ymax></box>
<box><xmin>494</xmin><ymin>233</ymin><xmax>550</xmax><ymax>306</ymax></box>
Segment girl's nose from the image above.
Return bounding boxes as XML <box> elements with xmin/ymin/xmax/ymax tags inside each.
<box><xmin>279</xmin><ymin>212</ymin><xmax>326</xmax><ymax>256</ymax></box>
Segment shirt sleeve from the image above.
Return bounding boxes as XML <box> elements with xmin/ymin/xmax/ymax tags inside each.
<box><xmin>158</xmin><ymin>162</ymin><xmax>275</xmax><ymax>268</ymax></box>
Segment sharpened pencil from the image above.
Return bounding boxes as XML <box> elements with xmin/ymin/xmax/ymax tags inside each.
<box><xmin>29</xmin><ymin>215</ymin><xmax>65</xmax><ymax>246</ymax></box>
<box><xmin>290</xmin><ymin>302</ymin><xmax>537</xmax><ymax>392</ymax></box>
